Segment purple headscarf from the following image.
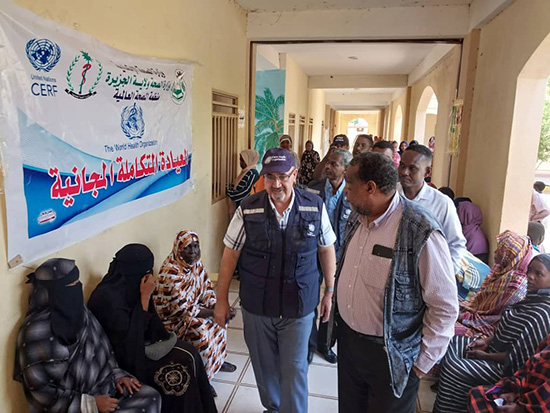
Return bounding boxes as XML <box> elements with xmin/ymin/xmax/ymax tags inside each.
<box><xmin>457</xmin><ymin>201</ymin><xmax>489</xmax><ymax>255</ymax></box>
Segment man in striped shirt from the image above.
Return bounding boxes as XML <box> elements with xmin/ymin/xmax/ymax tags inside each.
<box><xmin>332</xmin><ymin>152</ymin><xmax>458</xmax><ymax>412</ymax></box>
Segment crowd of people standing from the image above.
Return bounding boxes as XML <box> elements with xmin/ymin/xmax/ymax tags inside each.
<box><xmin>13</xmin><ymin>131</ymin><xmax>550</xmax><ymax>413</ymax></box>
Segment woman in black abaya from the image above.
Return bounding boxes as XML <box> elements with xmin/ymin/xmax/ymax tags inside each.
<box><xmin>88</xmin><ymin>243</ymin><xmax>217</xmax><ymax>413</ymax></box>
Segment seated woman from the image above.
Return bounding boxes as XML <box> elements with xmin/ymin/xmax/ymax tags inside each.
<box><xmin>455</xmin><ymin>230</ymin><xmax>533</xmax><ymax>338</ymax></box>
<box><xmin>88</xmin><ymin>244</ymin><xmax>217</xmax><ymax>413</ymax></box>
<box><xmin>226</xmin><ymin>149</ymin><xmax>260</xmax><ymax>215</ymax></box>
<box><xmin>14</xmin><ymin>258</ymin><xmax>161</xmax><ymax>413</ymax></box>
<box><xmin>458</xmin><ymin>201</ymin><xmax>490</xmax><ymax>264</ymax></box>
<box><xmin>154</xmin><ymin>230</ymin><xmax>235</xmax><ymax>383</ymax></box>
<box><xmin>434</xmin><ymin>254</ymin><xmax>550</xmax><ymax>413</ymax></box>
<box><xmin>468</xmin><ymin>333</ymin><xmax>550</xmax><ymax>413</ymax></box>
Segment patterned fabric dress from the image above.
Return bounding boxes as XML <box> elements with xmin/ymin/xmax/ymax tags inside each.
<box><xmin>468</xmin><ymin>334</ymin><xmax>550</xmax><ymax>413</ymax></box>
<box><xmin>434</xmin><ymin>290</ymin><xmax>550</xmax><ymax>413</ymax></box>
<box><xmin>455</xmin><ymin>231</ymin><xmax>533</xmax><ymax>338</ymax></box>
<box><xmin>298</xmin><ymin>149</ymin><xmax>320</xmax><ymax>186</ymax></box>
<box><xmin>14</xmin><ymin>285</ymin><xmax>161</xmax><ymax>413</ymax></box>
<box><xmin>154</xmin><ymin>230</ymin><xmax>227</xmax><ymax>380</ymax></box>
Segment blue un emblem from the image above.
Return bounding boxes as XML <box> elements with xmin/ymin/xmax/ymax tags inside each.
<box><xmin>25</xmin><ymin>39</ymin><xmax>61</xmax><ymax>72</ymax></box>
<box><xmin>121</xmin><ymin>103</ymin><xmax>145</xmax><ymax>140</ymax></box>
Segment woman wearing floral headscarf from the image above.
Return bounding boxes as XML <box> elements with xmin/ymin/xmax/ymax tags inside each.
<box><xmin>154</xmin><ymin>230</ymin><xmax>236</xmax><ymax>385</ymax></box>
<box><xmin>455</xmin><ymin>230</ymin><xmax>534</xmax><ymax>338</ymax></box>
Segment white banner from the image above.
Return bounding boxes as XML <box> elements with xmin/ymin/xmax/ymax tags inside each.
<box><xmin>0</xmin><ymin>4</ymin><xmax>194</xmax><ymax>268</ymax></box>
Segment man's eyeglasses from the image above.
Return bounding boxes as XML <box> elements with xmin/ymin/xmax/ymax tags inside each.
<box><xmin>265</xmin><ymin>169</ymin><xmax>294</xmax><ymax>183</ymax></box>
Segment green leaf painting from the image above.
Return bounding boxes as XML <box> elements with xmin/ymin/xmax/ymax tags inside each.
<box><xmin>255</xmin><ymin>88</ymin><xmax>284</xmax><ymax>156</ymax></box>
<box><xmin>254</xmin><ymin>69</ymin><xmax>285</xmax><ymax>161</ymax></box>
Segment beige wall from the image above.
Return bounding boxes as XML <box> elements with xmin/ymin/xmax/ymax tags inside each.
<box><xmin>407</xmin><ymin>45</ymin><xmax>461</xmax><ymax>187</ymax></box>
<box><xmin>284</xmin><ymin>55</ymin><xmax>309</xmax><ymax>153</ymax></box>
<box><xmin>336</xmin><ymin>111</ymin><xmax>380</xmax><ymax>143</ymax></box>
<box><xmin>2</xmin><ymin>0</ymin><xmax>248</xmax><ymax>410</ymax></box>
<box><xmin>388</xmin><ymin>89</ymin><xmax>409</xmax><ymax>142</ymax></box>
<box><xmin>308</xmin><ymin>88</ymin><xmax>326</xmax><ymax>153</ymax></box>
<box><xmin>425</xmin><ymin>114</ymin><xmax>437</xmax><ymax>141</ymax></box>
<box><xmin>463</xmin><ymin>0</ymin><xmax>550</xmax><ymax>247</ymax></box>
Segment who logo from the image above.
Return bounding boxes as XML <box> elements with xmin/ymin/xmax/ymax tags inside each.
<box><xmin>121</xmin><ymin>103</ymin><xmax>145</xmax><ymax>140</ymax></box>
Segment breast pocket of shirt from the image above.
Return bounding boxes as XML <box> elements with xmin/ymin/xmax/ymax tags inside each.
<box><xmin>360</xmin><ymin>255</ymin><xmax>392</xmax><ymax>291</ymax></box>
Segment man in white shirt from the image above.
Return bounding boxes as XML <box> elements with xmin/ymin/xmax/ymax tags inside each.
<box><xmin>398</xmin><ymin>144</ymin><xmax>467</xmax><ymax>274</ymax></box>
<box><xmin>530</xmin><ymin>187</ymin><xmax>550</xmax><ymax>222</ymax></box>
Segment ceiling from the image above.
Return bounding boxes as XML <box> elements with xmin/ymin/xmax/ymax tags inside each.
<box><xmin>237</xmin><ymin>0</ymin><xmax>472</xmax><ymax>12</ymax></box>
<box><xmin>257</xmin><ymin>42</ymin><xmax>456</xmax><ymax>110</ymax></box>
<box><xmin>268</xmin><ymin>43</ymin><xmax>439</xmax><ymax>76</ymax></box>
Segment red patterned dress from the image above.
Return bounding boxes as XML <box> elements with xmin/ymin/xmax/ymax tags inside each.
<box><xmin>154</xmin><ymin>230</ymin><xmax>227</xmax><ymax>380</ymax></box>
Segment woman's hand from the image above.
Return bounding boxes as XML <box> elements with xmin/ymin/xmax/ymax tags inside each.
<box><xmin>116</xmin><ymin>377</ymin><xmax>141</xmax><ymax>395</ymax></box>
<box><xmin>466</xmin><ymin>349</ymin><xmax>489</xmax><ymax>360</ymax></box>
<box><xmin>140</xmin><ymin>273</ymin><xmax>156</xmax><ymax>310</ymax></box>
<box><xmin>197</xmin><ymin>308</ymin><xmax>215</xmax><ymax>318</ymax></box>
<box><xmin>496</xmin><ymin>401</ymin><xmax>527</xmax><ymax>413</ymax></box>
<box><xmin>466</xmin><ymin>336</ymin><xmax>492</xmax><ymax>352</ymax></box>
<box><xmin>95</xmin><ymin>395</ymin><xmax>119</xmax><ymax>412</ymax></box>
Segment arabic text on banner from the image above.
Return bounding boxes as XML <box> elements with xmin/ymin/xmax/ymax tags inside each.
<box><xmin>0</xmin><ymin>4</ymin><xmax>194</xmax><ymax>268</ymax></box>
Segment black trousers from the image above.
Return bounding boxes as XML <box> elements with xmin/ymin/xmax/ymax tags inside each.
<box><xmin>309</xmin><ymin>272</ymin><xmax>333</xmax><ymax>351</ymax></box>
<box><xmin>336</xmin><ymin>315</ymin><xmax>420</xmax><ymax>413</ymax></box>
<box><xmin>309</xmin><ymin>306</ymin><xmax>330</xmax><ymax>351</ymax></box>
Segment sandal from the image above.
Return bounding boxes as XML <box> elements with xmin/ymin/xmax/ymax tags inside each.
<box><xmin>210</xmin><ymin>384</ymin><xmax>218</xmax><ymax>398</ymax></box>
<box><xmin>220</xmin><ymin>361</ymin><xmax>237</xmax><ymax>373</ymax></box>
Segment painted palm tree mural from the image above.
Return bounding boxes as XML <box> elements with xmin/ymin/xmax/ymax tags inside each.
<box><xmin>254</xmin><ymin>69</ymin><xmax>286</xmax><ymax>161</ymax></box>
<box><xmin>255</xmin><ymin>88</ymin><xmax>284</xmax><ymax>157</ymax></box>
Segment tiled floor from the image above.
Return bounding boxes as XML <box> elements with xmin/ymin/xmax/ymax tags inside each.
<box><xmin>212</xmin><ymin>278</ymin><xmax>436</xmax><ymax>413</ymax></box>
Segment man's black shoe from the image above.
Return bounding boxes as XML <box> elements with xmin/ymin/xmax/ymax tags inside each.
<box><xmin>317</xmin><ymin>347</ymin><xmax>337</xmax><ymax>364</ymax></box>
<box><xmin>307</xmin><ymin>348</ymin><xmax>315</xmax><ymax>364</ymax></box>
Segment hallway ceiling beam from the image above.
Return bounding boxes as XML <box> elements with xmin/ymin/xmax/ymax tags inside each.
<box><xmin>310</xmin><ymin>75</ymin><xmax>408</xmax><ymax>89</ymax></box>
<box><xmin>247</xmin><ymin>6</ymin><xmax>470</xmax><ymax>41</ymax></box>
<box><xmin>325</xmin><ymin>92</ymin><xmax>395</xmax><ymax>108</ymax></box>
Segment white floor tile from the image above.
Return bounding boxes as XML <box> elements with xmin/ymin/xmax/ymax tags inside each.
<box><xmin>212</xmin><ymin>381</ymin><xmax>236</xmax><ymax>413</ymax></box>
<box><xmin>241</xmin><ymin>361</ymin><xmax>257</xmax><ymax>386</ymax></box>
<box><xmin>226</xmin><ymin>385</ymin><xmax>263</xmax><ymax>413</ymax></box>
<box><xmin>229</xmin><ymin>278</ymin><xmax>240</xmax><ymax>292</ymax></box>
<box><xmin>417</xmin><ymin>378</ymin><xmax>436</xmax><ymax>412</ymax></box>
<box><xmin>228</xmin><ymin>291</ymin><xmax>240</xmax><ymax>308</ymax></box>
<box><xmin>307</xmin><ymin>364</ymin><xmax>338</xmax><ymax>398</ymax></box>
<box><xmin>213</xmin><ymin>353</ymin><xmax>249</xmax><ymax>383</ymax></box>
<box><xmin>227</xmin><ymin>327</ymin><xmax>249</xmax><ymax>353</ymax></box>
<box><xmin>228</xmin><ymin>308</ymin><xmax>243</xmax><ymax>329</ymax></box>
<box><xmin>308</xmin><ymin>395</ymin><xmax>338</xmax><ymax>412</ymax></box>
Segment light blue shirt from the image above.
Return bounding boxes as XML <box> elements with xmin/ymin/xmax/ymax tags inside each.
<box><xmin>324</xmin><ymin>178</ymin><xmax>346</xmax><ymax>228</ymax></box>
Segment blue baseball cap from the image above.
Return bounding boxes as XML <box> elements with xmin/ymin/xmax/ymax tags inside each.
<box><xmin>260</xmin><ymin>148</ymin><xmax>295</xmax><ymax>175</ymax></box>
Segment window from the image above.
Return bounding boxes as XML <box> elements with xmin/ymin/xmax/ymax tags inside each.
<box><xmin>212</xmin><ymin>90</ymin><xmax>239</xmax><ymax>204</ymax></box>
<box><xmin>308</xmin><ymin>117</ymin><xmax>314</xmax><ymax>142</ymax></box>
<box><xmin>298</xmin><ymin>115</ymin><xmax>306</xmax><ymax>156</ymax></box>
<box><xmin>288</xmin><ymin>113</ymin><xmax>296</xmax><ymax>148</ymax></box>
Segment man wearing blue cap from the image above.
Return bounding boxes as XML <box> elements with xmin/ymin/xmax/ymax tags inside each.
<box><xmin>215</xmin><ymin>148</ymin><xmax>337</xmax><ymax>413</ymax></box>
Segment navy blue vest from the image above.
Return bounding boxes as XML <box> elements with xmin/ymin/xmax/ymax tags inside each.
<box><xmin>306</xmin><ymin>178</ymin><xmax>351</xmax><ymax>259</ymax></box>
<box><xmin>239</xmin><ymin>188</ymin><xmax>323</xmax><ymax>318</ymax></box>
